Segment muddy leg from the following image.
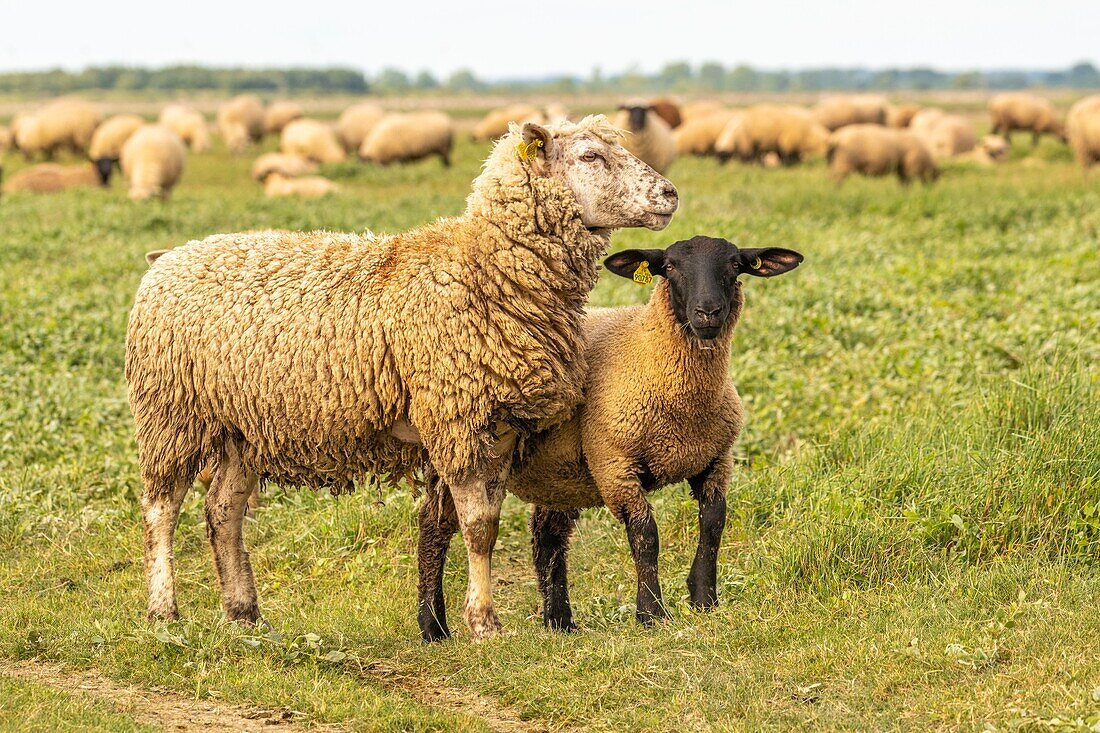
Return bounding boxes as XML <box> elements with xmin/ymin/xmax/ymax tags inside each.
<box><xmin>531</xmin><ymin>506</ymin><xmax>579</xmax><ymax>631</ymax></box>
<box><xmin>687</xmin><ymin>453</ymin><xmax>731</xmax><ymax>611</ymax></box>
<box><xmin>199</xmin><ymin>464</ymin><xmax>259</xmax><ymax>513</ymax></box>
<box><xmin>449</xmin><ymin>474</ymin><xmax>507</xmax><ymax>639</ymax></box>
<box><xmin>417</xmin><ymin>480</ymin><xmax>459</xmax><ymax>642</ymax></box>
<box><xmin>204</xmin><ymin>443</ymin><xmax>261</xmax><ymax>624</ymax></box>
<box><xmin>141</xmin><ymin>474</ymin><xmax>193</xmax><ymax>620</ymax></box>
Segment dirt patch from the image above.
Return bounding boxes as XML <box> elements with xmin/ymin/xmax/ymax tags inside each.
<box><xmin>0</xmin><ymin>659</ymin><xmax>335</xmax><ymax>732</ymax></box>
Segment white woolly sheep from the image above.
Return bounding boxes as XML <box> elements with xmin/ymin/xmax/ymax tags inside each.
<box><xmin>120</xmin><ymin>125</ymin><xmax>187</xmax><ymax>201</ymax></box>
<box><xmin>216</xmin><ymin>95</ymin><xmax>265</xmax><ymax>154</ymax></box>
<box><xmin>88</xmin><ymin>114</ymin><xmax>146</xmax><ymax>184</ymax></box>
<box><xmin>673</xmin><ymin>109</ymin><xmax>741</xmax><ymax>156</ymax></box>
<box><xmin>813</xmin><ymin>94</ymin><xmax>889</xmax><ymax>131</ymax></box>
<box><xmin>717</xmin><ymin>105</ymin><xmax>830</xmax><ymax>166</ymax></box>
<box><xmin>13</xmin><ymin>98</ymin><xmax>102</xmax><ymax>159</ymax></box>
<box><xmin>680</xmin><ymin>100</ymin><xmax>724</xmax><ymax>123</ymax></box>
<box><xmin>957</xmin><ymin>135</ymin><xmax>1011</xmax><ymax>166</ymax></box>
<box><xmin>1</xmin><ymin>162</ymin><xmax>105</xmax><ymax>194</ymax></box>
<box><xmin>427</xmin><ymin>237</ymin><xmax>802</xmax><ymax>630</ymax></box>
<box><xmin>359</xmin><ymin>111</ymin><xmax>454</xmax><ymax>167</ymax></box>
<box><xmin>250</xmin><ymin>152</ymin><xmax>318</xmax><ymax>182</ymax></box>
<box><xmin>336</xmin><ymin>102</ymin><xmax>386</xmax><ymax>153</ymax></box>
<box><xmin>126</xmin><ymin>116</ymin><xmax>678</xmax><ymax>641</ymax></box>
<box><xmin>0</xmin><ymin>125</ymin><xmax>10</xmax><ymax>154</ymax></box>
<box><xmin>279</xmin><ymin>119</ymin><xmax>346</xmax><ymax>164</ymax></box>
<box><xmin>158</xmin><ymin>105</ymin><xmax>211</xmax><ymax>153</ymax></box>
<box><xmin>909</xmin><ymin>111</ymin><xmax>977</xmax><ymax>159</ymax></box>
<box><xmin>1067</xmin><ymin>95</ymin><xmax>1100</xmax><ymax>170</ymax></box>
<box><xmin>612</xmin><ymin>101</ymin><xmax>677</xmax><ymax>174</ymax></box>
<box><xmin>989</xmin><ymin>92</ymin><xmax>1065</xmax><ymax>146</ymax></box>
<box><xmin>886</xmin><ymin>104</ymin><xmax>920</xmax><ymax>128</ymax></box>
<box><xmin>472</xmin><ymin>104</ymin><xmax>543</xmax><ymax>142</ymax></box>
<box><xmin>263</xmin><ymin>172</ymin><xmax>339</xmax><ymax>198</ymax></box>
<box><xmin>263</xmin><ymin>101</ymin><xmax>304</xmax><ymax>136</ymax></box>
<box><xmin>827</xmin><ymin>124</ymin><xmax>938</xmax><ymax>185</ymax></box>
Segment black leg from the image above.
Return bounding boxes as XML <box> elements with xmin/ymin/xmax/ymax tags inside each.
<box><xmin>531</xmin><ymin>506</ymin><xmax>579</xmax><ymax>631</ymax></box>
<box><xmin>687</xmin><ymin>455</ymin><xmax>731</xmax><ymax>611</ymax></box>
<box><xmin>417</xmin><ymin>480</ymin><xmax>458</xmax><ymax>642</ymax></box>
<box><xmin>624</xmin><ymin>506</ymin><xmax>668</xmax><ymax>624</ymax></box>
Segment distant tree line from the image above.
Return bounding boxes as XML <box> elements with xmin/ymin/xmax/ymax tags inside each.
<box><xmin>1</xmin><ymin>61</ymin><xmax>1098</xmax><ymax>96</ymax></box>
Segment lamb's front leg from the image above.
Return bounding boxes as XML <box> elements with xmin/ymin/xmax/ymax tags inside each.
<box><xmin>531</xmin><ymin>506</ymin><xmax>579</xmax><ymax>631</ymax></box>
<box><xmin>687</xmin><ymin>451</ymin><xmax>732</xmax><ymax>611</ymax></box>
<box><xmin>417</xmin><ymin>478</ymin><xmax>459</xmax><ymax>642</ymax></box>
<box><xmin>595</xmin><ymin>458</ymin><xmax>669</xmax><ymax>625</ymax></box>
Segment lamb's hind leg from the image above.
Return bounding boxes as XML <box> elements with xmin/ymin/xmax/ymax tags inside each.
<box><xmin>204</xmin><ymin>443</ymin><xmax>262</xmax><ymax>624</ymax></box>
<box><xmin>531</xmin><ymin>506</ymin><xmax>579</xmax><ymax>631</ymax></box>
<box><xmin>687</xmin><ymin>452</ymin><xmax>732</xmax><ymax>610</ymax></box>
<box><xmin>417</xmin><ymin>478</ymin><xmax>459</xmax><ymax>642</ymax></box>
<box><xmin>142</xmin><ymin>472</ymin><xmax>193</xmax><ymax>620</ymax></box>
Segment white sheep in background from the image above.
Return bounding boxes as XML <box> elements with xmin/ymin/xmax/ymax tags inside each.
<box><xmin>159</xmin><ymin>105</ymin><xmax>211</xmax><ymax>153</ymax></box>
<box><xmin>250</xmin><ymin>152</ymin><xmax>318</xmax><ymax>182</ymax></box>
<box><xmin>359</xmin><ymin>111</ymin><xmax>454</xmax><ymax>166</ymax></box>
<box><xmin>336</xmin><ymin>102</ymin><xmax>386</xmax><ymax>153</ymax></box>
<box><xmin>216</xmin><ymin>95</ymin><xmax>264</xmax><ymax>154</ymax></box>
<box><xmin>263</xmin><ymin>172</ymin><xmax>339</xmax><ymax>198</ymax></box>
<box><xmin>120</xmin><ymin>125</ymin><xmax>187</xmax><ymax>201</ymax></box>
<box><xmin>263</xmin><ymin>100</ymin><xmax>303</xmax><ymax>136</ymax></box>
<box><xmin>612</xmin><ymin>101</ymin><xmax>677</xmax><ymax>174</ymax></box>
<box><xmin>279</xmin><ymin>119</ymin><xmax>346</xmax><ymax>164</ymax></box>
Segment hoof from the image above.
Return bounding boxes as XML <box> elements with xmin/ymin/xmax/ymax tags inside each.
<box><xmin>636</xmin><ymin>603</ymin><xmax>671</xmax><ymax>626</ymax></box>
<box><xmin>147</xmin><ymin>607</ymin><xmax>180</xmax><ymax>622</ymax></box>
<box><xmin>225</xmin><ymin>603</ymin><xmax>261</xmax><ymax>626</ymax></box>
<box><xmin>687</xmin><ymin>578</ymin><xmax>719</xmax><ymax>611</ymax></box>
<box><xmin>545</xmin><ymin>616</ymin><xmax>578</xmax><ymax>633</ymax></box>
<box><xmin>464</xmin><ymin>606</ymin><xmax>503</xmax><ymax>640</ymax></box>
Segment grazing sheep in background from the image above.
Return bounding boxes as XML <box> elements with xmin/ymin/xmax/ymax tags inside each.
<box><xmin>126</xmin><ymin>117</ymin><xmax>678</xmax><ymax>641</ymax></box>
<box><xmin>1</xmin><ymin>162</ymin><xmax>105</xmax><ymax>194</ymax></box>
<box><xmin>612</xmin><ymin>101</ymin><xmax>677</xmax><ymax>174</ymax></box>
<box><xmin>827</xmin><ymin>124</ymin><xmax>938</xmax><ymax>185</ymax></box>
<box><xmin>680</xmin><ymin>101</ymin><xmax>724</xmax><ymax>124</ymax></box>
<box><xmin>648</xmin><ymin>98</ymin><xmax>682</xmax><ymax>129</ymax></box>
<box><xmin>13</xmin><ymin>98</ymin><xmax>102</xmax><ymax>159</ymax></box>
<box><xmin>250</xmin><ymin>152</ymin><xmax>318</xmax><ymax>182</ymax></box>
<box><xmin>0</xmin><ymin>125</ymin><xmax>11</xmax><ymax>154</ymax></box>
<box><xmin>472</xmin><ymin>104</ymin><xmax>543</xmax><ymax>141</ymax></box>
<box><xmin>88</xmin><ymin>114</ymin><xmax>145</xmax><ymax>183</ymax></box>
<box><xmin>263</xmin><ymin>101</ymin><xmax>303</xmax><ymax>136</ymax></box>
<box><xmin>989</xmin><ymin>92</ymin><xmax>1065</xmax><ymax>146</ymax></box>
<box><xmin>158</xmin><ymin>105</ymin><xmax>211</xmax><ymax>153</ymax></box>
<box><xmin>263</xmin><ymin>172</ymin><xmax>339</xmax><ymax>198</ymax></box>
<box><xmin>917</xmin><ymin>114</ymin><xmax>977</xmax><ymax>159</ymax></box>
<box><xmin>279</xmin><ymin>119</ymin><xmax>346</xmax><ymax>164</ymax></box>
<box><xmin>120</xmin><ymin>125</ymin><xmax>186</xmax><ymax>201</ymax></box>
<box><xmin>359</xmin><ymin>111</ymin><xmax>454</xmax><ymax>167</ymax></box>
<box><xmin>674</xmin><ymin>110</ymin><xmax>741</xmax><ymax>156</ymax></box>
<box><xmin>957</xmin><ymin>135</ymin><xmax>1011</xmax><ymax>166</ymax></box>
<box><xmin>216</xmin><ymin>94</ymin><xmax>264</xmax><ymax>154</ymax></box>
<box><xmin>336</xmin><ymin>102</ymin><xmax>386</xmax><ymax>153</ymax></box>
<box><xmin>1066</xmin><ymin>95</ymin><xmax>1100</xmax><ymax>170</ymax></box>
<box><xmin>420</xmin><ymin>238</ymin><xmax>802</xmax><ymax>630</ymax></box>
<box><xmin>886</xmin><ymin>104</ymin><xmax>920</xmax><ymax>128</ymax></box>
<box><xmin>718</xmin><ymin>105</ymin><xmax>830</xmax><ymax>165</ymax></box>
<box><xmin>813</xmin><ymin>94</ymin><xmax>889</xmax><ymax>131</ymax></box>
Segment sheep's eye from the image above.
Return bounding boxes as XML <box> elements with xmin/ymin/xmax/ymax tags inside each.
<box><xmin>665</xmin><ymin>262</ymin><xmax>676</xmax><ymax>273</ymax></box>
<box><xmin>580</xmin><ymin>151</ymin><xmax>600</xmax><ymax>162</ymax></box>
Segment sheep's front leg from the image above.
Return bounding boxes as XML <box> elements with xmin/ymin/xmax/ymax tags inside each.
<box><xmin>531</xmin><ymin>506</ymin><xmax>579</xmax><ymax>631</ymax></box>
<box><xmin>141</xmin><ymin>473</ymin><xmax>192</xmax><ymax>620</ymax></box>
<box><xmin>417</xmin><ymin>479</ymin><xmax>459</xmax><ymax>642</ymax></box>
<box><xmin>687</xmin><ymin>452</ymin><xmax>732</xmax><ymax>611</ymax></box>
<box><xmin>449</xmin><ymin>474</ymin><xmax>508</xmax><ymax>639</ymax></box>
<box><xmin>597</xmin><ymin>459</ymin><xmax>669</xmax><ymax>625</ymax></box>
<box><xmin>204</xmin><ymin>443</ymin><xmax>262</xmax><ymax>624</ymax></box>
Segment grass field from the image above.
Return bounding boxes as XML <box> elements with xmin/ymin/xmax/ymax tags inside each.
<box><xmin>1</xmin><ymin>122</ymin><xmax>1098</xmax><ymax>731</ymax></box>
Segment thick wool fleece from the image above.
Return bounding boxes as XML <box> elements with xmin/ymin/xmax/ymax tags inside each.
<box><xmin>127</xmin><ymin>118</ymin><xmax>617</xmax><ymax>495</ymax></box>
<box><xmin>508</xmin><ymin>279</ymin><xmax>744</xmax><ymax>513</ymax></box>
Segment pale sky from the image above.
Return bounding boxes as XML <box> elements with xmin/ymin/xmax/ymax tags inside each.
<box><xmin>1</xmin><ymin>0</ymin><xmax>1097</xmax><ymax>78</ymax></box>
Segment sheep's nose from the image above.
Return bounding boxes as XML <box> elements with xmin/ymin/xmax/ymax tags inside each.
<box><xmin>657</xmin><ymin>182</ymin><xmax>677</xmax><ymax>201</ymax></box>
<box><xmin>694</xmin><ymin>304</ymin><xmax>722</xmax><ymax>321</ymax></box>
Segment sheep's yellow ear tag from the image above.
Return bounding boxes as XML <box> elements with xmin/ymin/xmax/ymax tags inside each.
<box><xmin>751</xmin><ymin>256</ymin><xmax>762</xmax><ymax>270</ymax></box>
<box><xmin>633</xmin><ymin>261</ymin><xmax>654</xmax><ymax>286</ymax></box>
<box><xmin>517</xmin><ymin>138</ymin><xmax>543</xmax><ymax>162</ymax></box>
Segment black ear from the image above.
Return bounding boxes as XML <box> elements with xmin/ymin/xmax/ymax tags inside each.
<box><xmin>604</xmin><ymin>249</ymin><xmax>667</xmax><ymax>279</ymax></box>
<box><xmin>738</xmin><ymin>248</ymin><xmax>803</xmax><ymax>277</ymax></box>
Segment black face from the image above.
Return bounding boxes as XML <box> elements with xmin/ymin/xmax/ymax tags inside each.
<box><xmin>604</xmin><ymin>236</ymin><xmax>804</xmax><ymax>341</ymax></box>
<box><xmin>93</xmin><ymin>157</ymin><xmax>115</xmax><ymax>186</ymax></box>
<box><xmin>620</xmin><ymin>105</ymin><xmax>650</xmax><ymax>133</ymax></box>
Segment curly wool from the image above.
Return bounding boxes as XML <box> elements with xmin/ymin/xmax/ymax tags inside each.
<box><xmin>127</xmin><ymin>118</ymin><xmax>617</xmax><ymax>493</ymax></box>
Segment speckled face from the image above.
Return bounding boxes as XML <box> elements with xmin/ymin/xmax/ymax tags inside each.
<box><xmin>548</xmin><ymin>131</ymin><xmax>678</xmax><ymax>231</ymax></box>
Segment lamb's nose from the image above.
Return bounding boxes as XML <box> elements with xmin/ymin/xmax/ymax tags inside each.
<box><xmin>694</xmin><ymin>304</ymin><xmax>722</xmax><ymax>321</ymax></box>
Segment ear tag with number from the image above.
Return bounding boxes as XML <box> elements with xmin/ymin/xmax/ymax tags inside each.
<box><xmin>633</xmin><ymin>261</ymin><xmax>654</xmax><ymax>286</ymax></box>
<box><xmin>751</xmin><ymin>256</ymin><xmax>762</xmax><ymax>270</ymax></box>
<box><xmin>516</xmin><ymin>138</ymin><xmax>543</xmax><ymax>162</ymax></box>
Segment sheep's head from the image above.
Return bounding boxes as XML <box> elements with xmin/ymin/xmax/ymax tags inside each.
<box><xmin>521</xmin><ymin>117</ymin><xmax>678</xmax><ymax>232</ymax></box>
<box><xmin>617</xmin><ymin>102</ymin><xmax>653</xmax><ymax>133</ymax></box>
<box><xmin>605</xmin><ymin>236</ymin><xmax>803</xmax><ymax>341</ymax></box>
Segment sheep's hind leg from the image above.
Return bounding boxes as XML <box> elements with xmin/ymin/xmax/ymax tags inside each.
<box><xmin>204</xmin><ymin>443</ymin><xmax>262</xmax><ymax>624</ymax></box>
<box><xmin>417</xmin><ymin>480</ymin><xmax>459</xmax><ymax>642</ymax></box>
<box><xmin>687</xmin><ymin>453</ymin><xmax>731</xmax><ymax>611</ymax></box>
<box><xmin>141</xmin><ymin>473</ymin><xmax>193</xmax><ymax>620</ymax></box>
<box><xmin>531</xmin><ymin>506</ymin><xmax>579</xmax><ymax>631</ymax></box>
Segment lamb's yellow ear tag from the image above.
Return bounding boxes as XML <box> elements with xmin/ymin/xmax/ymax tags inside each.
<box><xmin>633</xmin><ymin>261</ymin><xmax>654</xmax><ymax>286</ymax></box>
<box><xmin>751</xmin><ymin>256</ymin><xmax>762</xmax><ymax>270</ymax></box>
<box><xmin>517</xmin><ymin>138</ymin><xmax>543</xmax><ymax>162</ymax></box>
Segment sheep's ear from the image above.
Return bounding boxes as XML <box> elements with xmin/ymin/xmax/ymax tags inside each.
<box><xmin>521</xmin><ymin>122</ymin><xmax>554</xmax><ymax>158</ymax></box>
<box><xmin>738</xmin><ymin>248</ymin><xmax>803</xmax><ymax>278</ymax></box>
<box><xmin>145</xmin><ymin>249</ymin><xmax>169</xmax><ymax>266</ymax></box>
<box><xmin>604</xmin><ymin>249</ymin><xmax>667</xmax><ymax>279</ymax></box>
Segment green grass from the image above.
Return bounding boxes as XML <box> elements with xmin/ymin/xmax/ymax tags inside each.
<box><xmin>0</xmin><ymin>130</ymin><xmax>1098</xmax><ymax>732</ymax></box>
<box><xmin>0</xmin><ymin>676</ymin><xmax>154</xmax><ymax>732</ymax></box>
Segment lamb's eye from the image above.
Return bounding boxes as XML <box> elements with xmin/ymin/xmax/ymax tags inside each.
<box><xmin>580</xmin><ymin>151</ymin><xmax>600</xmax><ymax>162</ymax></box>
<box><xmin>665</xmin><ymin>263</ymin><xmax>676</xmax><ymax>273</ymax></box>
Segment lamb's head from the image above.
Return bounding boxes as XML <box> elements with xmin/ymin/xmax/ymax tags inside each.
<box><xmin>605</xmin><ymin>236</ymin><xmax>803</xmax><ymax>341</ymax></box>
<box><xmin>520</xmin><ymin>116</ymin><xmax>678</xmax><ymax>231</ymax></box>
